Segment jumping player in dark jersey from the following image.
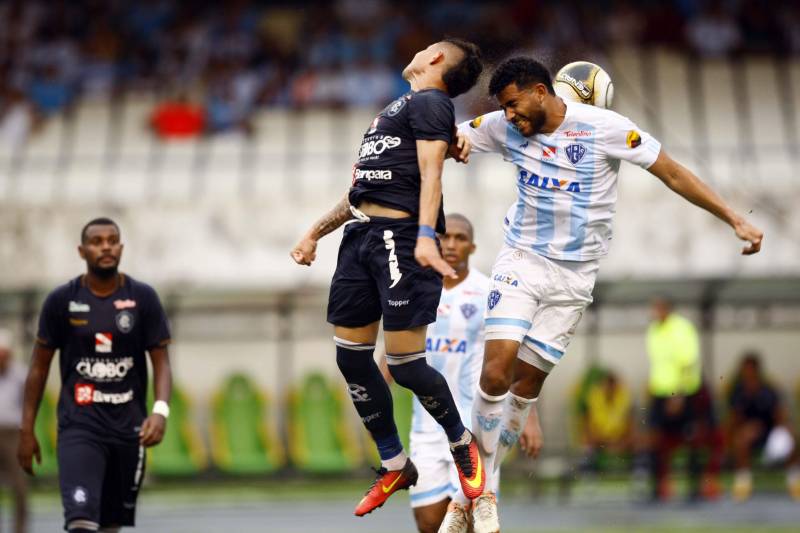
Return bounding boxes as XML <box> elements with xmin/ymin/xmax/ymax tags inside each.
<box><xmin>291</xmin><ymin>38</ymin><xmax>484</xmax><ymax>516</ymax></box>
<box><xmin>17</xmin><ymin>218</ymin><xmax>172</xmax><ymax>533</ymax></box>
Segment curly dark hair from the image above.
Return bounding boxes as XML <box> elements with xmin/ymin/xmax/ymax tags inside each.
<box><xmin>440</xmin><ymin>37</ymin><xmax>483</xmax><ymax>98</ymax></box>
<box><xmin>489</xmin><ymin>57</ymin><xmax>555</xmax><ymax>97</ymax></box>
<box><xmin>81</xmin><ymin>217</ymin><xmax>120</xmax><ymax>243</ymax></box>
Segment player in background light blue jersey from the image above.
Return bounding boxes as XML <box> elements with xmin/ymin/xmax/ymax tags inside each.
<box><xmin>382</xmin><ymin>213</ymin><xmax>542</xmax><ymax>533</ymax></box>
<box><xmin>456</xmin><ymin>58</ymin><xmax>764</xmax><ymax>532</ymax></box>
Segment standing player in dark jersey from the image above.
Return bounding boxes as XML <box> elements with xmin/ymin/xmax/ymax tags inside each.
<box><xmin>291</xmin><ymin>39</ymin><xmax>483</xmax><ymax>516</ymax></box>
<box><xmin>17</xmin><ymin>218</ymin><xmax>172</xmax><ymax>533</ymax></box>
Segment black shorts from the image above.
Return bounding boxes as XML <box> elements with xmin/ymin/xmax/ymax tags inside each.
<box><xmin>58</xmin><ymin>428</ymin><xmax>145</xmax><ymax>529</ymax></box>
<box><xmin>649</xmin><ymin>385</ymin><xmax>717</xmax><ymax>435</ymax></box>
<box><xmin>327</xmin><ymin>217</ymin><xmax>443</xmax><ymax>331</ymax></box>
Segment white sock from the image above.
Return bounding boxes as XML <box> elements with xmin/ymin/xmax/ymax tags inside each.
<box><xmin>382</xmin><ymin>450</ymin><xmax>408</xmax><ymax>471</ymax></box>
<box><xmin>471</xmin><ymin>387</ymin><xmax>507</xmax><ymax>482</ymax></box>
<box><xmin>494</xmin><ymin>393</ymin><xmax>536</xmax><ymax>472</ymax></box>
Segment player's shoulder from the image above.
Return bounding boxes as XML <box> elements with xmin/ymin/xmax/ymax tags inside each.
<box><xmin>122</xmin><ymin>275</ymin><xmax>161</xmax><ymax>300</ymax></box>
<box><xmin>411</xmin><ymin>88</ymin><xmax>452</xmax><ymax>104</ymax></box>
<box><xmin>464</xmin><ymin>269</ymin><xmax>491</xmax><ymax>294</ymax></box>
<box><xmin>465</xmin><ymin>110</ymin><xmax>505</xmax><ymax>130</ymax></box>
<box><xmin>44</xmin><ymin>276</ymin><xmax>81</xmax><ymax>306</ymax></box>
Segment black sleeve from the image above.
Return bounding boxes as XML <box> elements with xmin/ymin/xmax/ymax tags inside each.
<box><xmin>408</xmin><ymin>90</ymin><xmax>455</xmax><ymax>143</ymax></box>
<box><xmin>36</xmin><ymin>289</ymin><xmax>65</xmax><ymax>349</ymax></box>
<box><xmin>139</xmin><ymin>285</ymin><xmax>171</xmax><ymax>350</ymax></box>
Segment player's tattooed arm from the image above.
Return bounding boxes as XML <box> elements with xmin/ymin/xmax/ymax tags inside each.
<box><xmin>648</xmin><ymin>150</ymin><xmax>763</xmax><ymax>255</ymax></box>
<box><xmin>291</xmin><ymin>193</ymin><xmax>354</xmax><ymax>266</ymax></box>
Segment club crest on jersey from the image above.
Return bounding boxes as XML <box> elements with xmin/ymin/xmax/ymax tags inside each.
<box><xmin>488</xmin><ymin>290</ymin><xmax>502</xmax><ymax>310</ymax></box>
<box><xmin>460</xmin><ymin>303</ymin><xmax>478</xmax><ymax>319</ymax></box>
<box><xmin>116</xmin><ymin>311</ymin><xmax>134</xmax><ymax>333</ymax></box>
<box><xmin>565</xmin><ymin>143</ymin><xmax>586</xmax><ymax>165</ymax></box>
<box><xmin>386</xmin><ymin>95</ymin><xmax>408</xmax><ymax>117</ymax></box>
<box><xmin>95</xmin><ymin>332</ymin><xmax>113</xmax><ymax>353</ymax></box>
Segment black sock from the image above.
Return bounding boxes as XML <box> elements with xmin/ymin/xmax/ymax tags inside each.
<box><xmin>387</xmin><ymin>353</ymin><xmax>465</xmax><ymax>442</ymax></box>
<box><xmin>335</xmin><ymin>339</ymin><xmax>403</xmax><ymax>461</ymax></box>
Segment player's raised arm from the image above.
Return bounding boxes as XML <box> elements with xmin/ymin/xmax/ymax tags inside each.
<box><xmin>17</xmin><ymin>343</ymin><xmax>55</xmax><ymax>475</ymax></box>
<box><xmin>415</xmin><ymin>139</ymin><xmax>456</xmax><ymax>278</ymax></box>
<box><xmin>290</xmin><ymin>192</ymin><xmax>355</xmax><ymax>266</ymax></box>
<box><xmin>647</xmin><ymin>150</ymin><xmax>763</xmax><ymax>255</ymax></box>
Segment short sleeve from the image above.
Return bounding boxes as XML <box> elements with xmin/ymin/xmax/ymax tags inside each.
<box><xmin>140</xmin><ymin>285</ymin><xmax>171</xmax><ymax>350</ymax></box>
<box><xmin>602</xmin><ymin>111</ymin><xmax>661</xmax><ymax>169</ymax></box>
<box><xmin>36</xmin><ymin>290</ymin><xmax>65</xmax><ymax>349</ymax></box>
<box><xmin>408</xmin><ymin>90</ymin><xmax>454</xmax><ymax>143</ymax></box>
<box><xmin>456</xmin><ymin>111</ymin><xmax>506</xmax><ymax>154</ymax></box>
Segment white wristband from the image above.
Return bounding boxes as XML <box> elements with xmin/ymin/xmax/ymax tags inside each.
<box><xmin>153</xmin><ymin>400</ymin><xmax>170</xmax><ymax>419</ymax></box>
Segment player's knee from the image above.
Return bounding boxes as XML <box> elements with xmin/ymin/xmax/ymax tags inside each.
<box><xmin>413</xmin><ymin>509</ymin><xmax>442</xmax><ymax>533</ymax></box>
<box><xmin>479</xmin><ymin>361</ymin><xmax>512</xmax><ymax>396</ymax></box>
<box><xmin>335</xmin><ymin>342</ymin><xmax>375</xmax><ymax>379</ymax></box>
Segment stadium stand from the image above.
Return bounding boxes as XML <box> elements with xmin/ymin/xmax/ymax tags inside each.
<box><xmin>287</xmin><ymin>372</ymin><xmax>361</xmax><ymax>474</ymax></box>
<box><xmin>210</xmin><ymin>373</ymin><xmax>284</xmax><ymax>474</ymax></box>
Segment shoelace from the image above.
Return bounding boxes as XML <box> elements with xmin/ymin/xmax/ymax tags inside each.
<box><xmin>364</xmin><ymin>466</ymin><xmax>389</xmax><ymax>494</ymax></box>
<box><xmin>451</xmin><ymin>444</ymin><xmax>475</xmax><ymax>477</ymax></box>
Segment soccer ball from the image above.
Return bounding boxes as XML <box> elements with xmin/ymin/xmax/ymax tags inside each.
<box><xmin>554</xmin><ymin>61</ymin><xmax>614</xmax><ymax>109</ymax></box>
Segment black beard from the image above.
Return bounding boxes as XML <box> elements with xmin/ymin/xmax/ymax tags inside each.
<box><xmin>529</xmin><ymin>110</ymin><xmax>546</xmax><ymax>135</ymax></box>
<box><xmin>89</xmin><ymin>264</ymin><xmax>118</xmax><ymax>279</ymax></box>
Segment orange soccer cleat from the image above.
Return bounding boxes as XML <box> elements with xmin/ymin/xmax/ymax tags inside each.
<box><xmin>354</xmin><ymin>459</ymin><xmax>418</xmax><ymax>517</ymax></box>
<box><xmin>450</xmin><ymin>430</ymin><xmax>486</xmax><ymax>500</ymax></box>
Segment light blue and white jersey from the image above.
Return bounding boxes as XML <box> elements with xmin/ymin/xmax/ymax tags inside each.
<box><xmin>458</xmin><ymin>101</ymin><xmax>661</xmax><ymax>261</ymax></box>
<box><xmin>411</xmin><ymin>269</ymin><xmax>490</xmax><ymax>442</ymax></box>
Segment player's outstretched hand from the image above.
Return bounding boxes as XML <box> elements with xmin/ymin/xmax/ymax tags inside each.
<box><xmin>415</xmin><ymin>237</ymin><xmax>457</xmax><ymax>279</ymax></box>
<box><xmin>519</xmin><ymin>409</ymin><xmax>543</xmax><ymax>459</ymax></box>
<box><xmin>734</xmin><ymin>218</ymin><xmax>763</xmax><ymax>255</ymax></box>
<box><xmin>17</xmin><ymin>430</ymin><xmax>41</xmax><ymax>476</ymax></box>
<box><xmin>448</xmin><ymin>132</ymin><xmax>471</xmax><ymax>164</ymax></box>
<box><xmin>290</xmin><ymin>236</ymin><xmax>318</xmax><ymax>266</ymax></box>
<box><xmin>139</xmin><ymin>414</ymin><xmax>167</xmax><ymax>447</ymax></box>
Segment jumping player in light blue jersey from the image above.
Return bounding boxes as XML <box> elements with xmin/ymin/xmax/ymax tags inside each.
<box><xmin>457</xmin><ymin>58</ymin><xmax>764</xmax><ymax>533</ymax></box>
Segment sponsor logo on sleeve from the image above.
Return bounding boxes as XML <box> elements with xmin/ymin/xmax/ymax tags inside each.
<box><xmin>69</xmin><ymin>301</ymin><xmax>90</xmax><ymax>312</ymax></box>
<box><xmin>95</xmin><ymin>333</ymin><xmax>113</xmax><ymax>353</ymax></box>
<box><xmin>469</xmin><ymin>115</ymin><xmax>483</xmax><ymax>128</ymax></box>
<box><xmin>626</xmin><ymin>130</ymin><xmax>642</xmax><ymax>148</ymax></box>
<box><xmin>565</xmin><ymin>143</ymin><xmax>587</xmax><ymax>165</ymax></box>
<box><xmin>116</xmin><ymin>311</ymin><xmax>134</xmax><ymax>333</ymax></box>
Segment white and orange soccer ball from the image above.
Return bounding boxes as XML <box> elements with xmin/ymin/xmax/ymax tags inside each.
<box><xmin>554</xmin><ymin>61</ymin><xmax>614</xmax><ymax>109</ymax></box>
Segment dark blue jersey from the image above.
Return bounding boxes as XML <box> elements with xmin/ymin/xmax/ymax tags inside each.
<box><xmin>36</xmin><ymin>274</ymin><xmax>170</xmax><ymax>442</ymax></box>
<box><xmin>349</xmin><ymin>89</ymin><xmax>454</xmax><ymax>233</ymax></box>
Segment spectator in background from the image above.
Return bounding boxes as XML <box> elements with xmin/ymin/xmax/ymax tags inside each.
<box><xmin>645</xmin><ymin>297</ymin><xmax>723</xmax><ymax>502</ymax></box>
<box><xmin>685</xmin><ymin>0</ymin><xmax>741</xmax><ymax>57</ymax></box>
<box><xmin>151</xmin><ymin>90</ymin><xmax>205</xmax><ymax>139</ymax></box>
<box><xmin>204</xmin><ymin>59</ymin><xmax>259</xmax><ymax>135</ymax></box>
<box><xmin>0</xmin><ymin>329</ymin><xmax>28</xmax><ymax>533</ymax></box>
<box><xmin>0</xmin><ymin>85</ymin><xmax>38</xmax><ymax>151</ymax></box>
<box><xmin>580</xmin><ymin>370</ymin><xmax>635</xmax><ymax>472</ymax></box>
<box><xmin>727</xmin><ymin>352</ymin><xmax>800</xmax><ymax>501</ymax></box>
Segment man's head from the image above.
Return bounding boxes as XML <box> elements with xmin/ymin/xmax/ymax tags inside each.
<box><xmin>402</xmin><ymin>38</ymin><xmax>482</xmax><ymax>98</ymax></box>
<box><xmin>740</xmin><ymin>352</ymin><xmax>763</xmax><ymax>391</ymax></box>
<box><xmin>650</xmin><ymin>295</ymin><xmax>673</xmax><ymax>323</ymax></box>
<box><xmin>440</xmin><ymin>213</ymin><xmax>475</xmax><ymax>273</ymax></box>
<box><xmin>489</xmin><ymin>57</ymin><xmax>556</xmax><ymax>136</ymax></box>
<box><xmin>79</xmin><ymin>217</ymin><xmax>123</xmax><ymax>278</ymax></box>
<box><xmin>0</xmin><ymin>328</ymin><xmax>12</xmax><ymax>374</ymax></box>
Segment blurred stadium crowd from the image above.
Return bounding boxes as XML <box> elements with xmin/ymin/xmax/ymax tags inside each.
<box><xmin>1</xmin><ymin>0</ymin><xmax>799</xmax><ymax>140</ymax></box>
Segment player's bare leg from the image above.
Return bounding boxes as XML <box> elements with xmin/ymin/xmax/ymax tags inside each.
<box><xmin>412</xmin><ymin>498</ymin><xmax>451</xmax><ymax>533</ymax></box>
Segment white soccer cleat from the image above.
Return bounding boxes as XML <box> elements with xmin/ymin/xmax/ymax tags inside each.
<box><xmin>471</xmin><ymin>492</ymin><xmax>500</xmax><ymax>533</ymax></box>
<box><xmin>437</xmin><ymin>501</ymin><xmax>470</xmax><ymax>533</ymax></box>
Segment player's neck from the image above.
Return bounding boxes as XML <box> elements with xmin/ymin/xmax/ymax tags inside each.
<box><xmin>443</xmin><ymin>268</ymin><xmax>469</xmax><ymax>290</ymax></box>
<box><xmin>540</xmin><ymin>96</ymin><xmax>567</xmax><ymax>134</ymax></box>
<box><xmin>83</xmin><ymin>272</ymin><xmax>122</xmax><ymax>297</ymax></box>
<box><xmin>407</xmin><ymin>72</ymin><xmax>447</xmax><ymax>94</ymax></box>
